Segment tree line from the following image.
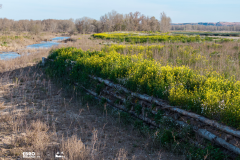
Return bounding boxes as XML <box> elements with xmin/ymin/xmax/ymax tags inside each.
<box><xmin>0</xmin><ymin>18</ymin><xmax>75</xmax><ymax>34</ymax></box>
<box><xmin>0</xmin><ymin>11</ymin><xmax>172</xmax><ymax>34</ymax></box>
<box><xmin>1</xmin><ymin>10</ymin><xmax>240</xmax><ymax>35</ymax></box>
<box><xmin>172</xmin><ymin>24</ymin><xmax>240</xmax><ymax>31</ymax></box>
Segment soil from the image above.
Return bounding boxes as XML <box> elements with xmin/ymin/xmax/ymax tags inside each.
<box><xmin>0</xmin><ymin>63</ymin><xmax>184</xmax><ymax>159</ymax></box>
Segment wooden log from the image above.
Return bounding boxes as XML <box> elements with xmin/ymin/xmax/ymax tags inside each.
<box><xmin>197</xmin><ymin>129</ymin><xmax>240</xmax><ymax>155</ymax></box>
<box><xmin>45</xmin><ymin>57</ymin><xmax>240</xmax><ymax>139</ymax></box>
<box><xmin>131</xmin><ymin>92</ymin><xmax>153</xmax><ymax>102</ymax></box>
<box><xmin>170</xmin><ymin>108</ymin><xmax>240</xmax><ymax>139</ymax></box>
<box><xmin>44</xmin><ymin>57</ymin><xmax>240</xmax><ymax>155</ymax></box>
<box><xmin>89</xmin><ymin>75</ymin><xmax>131</xmax><ymax>94</ymax></box>
<box><xmin>172</xmin><ymin>119</ymin><xmax>240</xmax><ymax>155</ymax></box>
<box><xmin>81</xmin><ymin>84</ymin><xmax>240</xmax><ymax>155</ymax></box>
<box><xmin>102</xmin><ymin>90</ymin><xmax>126</xmax><ymax>103</ymax></box>
<box><xmin>90</xmin><ymin>75</ymin><xmax>240</xmax><ymax>139</ymax></box>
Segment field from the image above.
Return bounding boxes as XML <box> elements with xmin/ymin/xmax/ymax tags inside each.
<box><xmin>172</xmin><ymin>32</ymin><xmax>240</xmax><ymax>37</ymax></box>
<box><xmin>92</xmin><ymin>32</ymin><xmax>234</xmax><ymax>43</ymax></box>
<box><xmin>46</xmin><ymin>39</ymin><xmax>240</xmax><ymax>128</ymax></box>
<box><xmin>42</xmin><ymin>32</ymin><xmax>240</xmax><ymax>159</ymax></box>
<box><xmin>1</xmin><ymin>32</ymin><xmax>240</xmax><ymax>159</ymax></box>
<box><xmin>0</xmin><ymin>34</ymin><xmax>184</xmax><ymax>160</ymax></box>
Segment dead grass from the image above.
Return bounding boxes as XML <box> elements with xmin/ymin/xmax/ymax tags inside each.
<box><xmin>0</xmin><ymin>32</ymin><xmax>71</xmax><ymax>54</ymax></box>
<box><xmin>0</xmin><ymin>40</ymin><xmax>182</xmax><ymax>159</ymax></box>
<box><xmin>60</xmin><ymin>34</ymin><xmax>102</xmax><ymax>51</ymax></box>
<box><xmin>61</xmin><ymin>134</ymin><xmax>89</xmax><ymax>160</ymax></box>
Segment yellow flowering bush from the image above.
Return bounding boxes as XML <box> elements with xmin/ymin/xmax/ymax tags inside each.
<box><xmin>92</xmin><ymin>32</ymin><xmax>209</xmax><ymax>43</ymax></box>
<box><xmin>47</xmin><ymin>47</ymin><xmax>240</xmax><ymax>128</ymax></box>
<box><xmin>102</xmin><ymin>44</ymin><xmax>164</xmax><ymax>59</ymax></box>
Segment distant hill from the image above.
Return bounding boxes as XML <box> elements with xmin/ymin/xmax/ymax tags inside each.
<box><xmin>172</xmin><ymin>22</ymin><xmax>240</xmax><ymax>26</ymax></box>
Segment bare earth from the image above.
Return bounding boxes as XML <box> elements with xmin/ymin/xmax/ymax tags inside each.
<box><xmin>0</xmin><ymin>60</ymin><xmax>184</xmax><ymax>159</ymax></box>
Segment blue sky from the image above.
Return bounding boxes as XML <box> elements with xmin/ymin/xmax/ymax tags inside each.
<box><xmin>0</xmin><ymin>0</ymin><xmax>239</xmax><ymax>23</ymax></box>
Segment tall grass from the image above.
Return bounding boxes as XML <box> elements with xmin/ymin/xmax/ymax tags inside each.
<box><xmin>102</xmin><ymin>42</ymin><xmax>240</xmax><ymax>81</ymax></box>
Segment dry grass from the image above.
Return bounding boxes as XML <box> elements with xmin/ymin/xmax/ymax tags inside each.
<box><xmin>0</xmin><ymin>37</ymin><xmax>182</xmax><ymax>159</ymax></box>
<box><xmin>104</xmin><ymin>41</ymin><xmax>240</xmax><ymax>80</ymax></box>
<box><xmin>0</xmin><ymin>32</ymin><xmax>67</xmax><ymax>53</ymax></box>
<box><xmin>60</xmin><ymin>34</ymin><xmax>102</xmax><ymax>51</ymax></box>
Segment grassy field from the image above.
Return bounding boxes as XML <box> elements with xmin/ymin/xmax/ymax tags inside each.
<box><xmin>172</xmin><ymin>31</ymin><xmax>240</xmax><ymax>37</ymax></box>
<box><xmin>46</xmin><ymin>44</ymin><xmax>240</xmax><ymax>129</ymax></box>
<box><xmin>0</xmin><ymin>34</ymin><xmax>186</xmax><ymax>160</ymax></box>
<box><xmin>39</xmin><ymin>32</ymin><xmax>240</xmax><ymax>159</ymax></box>
<box><xmin>92</xmin><ymin>32</ymin><xmax>235</xmax><ymax>43</ymax></box>
<box><xmin>1</xmin><ymin>32</ymin><xmax>240</xmax><ymax>159</ymax></box>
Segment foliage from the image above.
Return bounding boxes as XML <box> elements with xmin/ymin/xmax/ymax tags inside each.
<box><xmin>47</xmin><ymin>47</ymin><xmax>240</xmax><ymax>129</ymax></box>
<box><xmin>92</xmin><ymin>32</ymin><xmax>213</xmax><ymax>43</ymax></box>
<box><xmin>102</xmin><ymin>44</ymin><xmax>164</xmax><ymax>59</ymax></box>
<box><xmin>45</xmin><ymin>46</ymin><xmax>232</xmax><ymax>160</ymax></box>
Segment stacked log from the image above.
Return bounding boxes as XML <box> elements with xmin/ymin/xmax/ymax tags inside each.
<box><xmin>42</xmin><ymin>57</ymin><xmax>240</xmax><ymax>156</ymax></box>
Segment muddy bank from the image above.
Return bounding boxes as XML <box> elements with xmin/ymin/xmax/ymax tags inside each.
<box><xmin>61</xmin><ymin>38</ymin><xmax>77</xmax><ymax>43</ymax></box>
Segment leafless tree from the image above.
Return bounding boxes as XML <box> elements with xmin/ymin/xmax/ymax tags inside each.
<box><xmin>160</xmin><ymin>12</ymin><xmax>171</xmax><ymax>33</ymax></box>
<box><xmin>75</xmin><ymin>17</ymin><xmax>93</xmax><ymax>34</ymax></box>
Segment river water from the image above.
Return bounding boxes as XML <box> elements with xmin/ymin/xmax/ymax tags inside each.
<box><xmin>0</xmin><ymin>37</ymin><xmax>70</xmax><ymax>60</ymax></box>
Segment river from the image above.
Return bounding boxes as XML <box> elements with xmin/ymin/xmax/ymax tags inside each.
<box><xmin>0</xmin><ymin>37</ymin><xmax>70</xmax><ymax>60</ymax></box>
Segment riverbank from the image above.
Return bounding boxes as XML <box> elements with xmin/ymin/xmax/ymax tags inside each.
<box><xmin>0</xmin><ymin>32</ymin><xmax>71</xmax><ymax>53</ymax></box>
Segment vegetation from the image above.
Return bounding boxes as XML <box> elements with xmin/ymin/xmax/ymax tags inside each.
<box><xmin>46</xmin><ymin>44</ymin><xmax>240</xmax><ymax>129</ymax></box>
<box><xmin>0</xmin><ymin>11</ymin><xmax>171</xmax><ymax>35</ymax></box>
<box><xmin>172</xmin><ymin>32</ymin><xmax>240</xmax><ymax>37</ymax></box>
<box><xmin>1</xmin><ymin>27</ymin><xmax>240</xmax><ymax>159</ymax></box>
<box><xmin>92</xmin><ymin>32</ymin><xmax>219</xmax><ymax>43</ymax></box>
<box><xmin>172</xmin><ymin>24</ymin><xmax>240</xmax><ymax>32</ymax></box>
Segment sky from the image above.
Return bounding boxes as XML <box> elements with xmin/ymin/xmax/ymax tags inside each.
<box><xmin>0</xmin><ymin>0</ymin><xmax>239</xmax><ymax>23</ymax></box>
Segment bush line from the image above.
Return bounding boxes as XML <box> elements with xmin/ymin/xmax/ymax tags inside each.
<box><xmin>46</xmin><ymin>47</ymin><xmax>240</xmax><ymax>129</ymax></box>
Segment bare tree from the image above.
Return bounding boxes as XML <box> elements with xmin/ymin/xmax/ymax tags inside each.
<box><xmin>149</xmin><ymin>16</ymin><xmax>159</xmax><ymax>31</ymax></box>
<box><xmin>160</xmin><ymin>12</ymin><xmax>171</xmax><ymax>33</ymax></box>
<box><xmin>75</xmin><ymin>17</ymin><xmax>93</xmax><ymax>34</ymax></box>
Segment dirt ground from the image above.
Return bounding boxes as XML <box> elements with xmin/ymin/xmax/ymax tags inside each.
<box><xmin>0</xmin><ymin>55</ymin><xmax>184</xmax><ymax>159</ymax></box>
